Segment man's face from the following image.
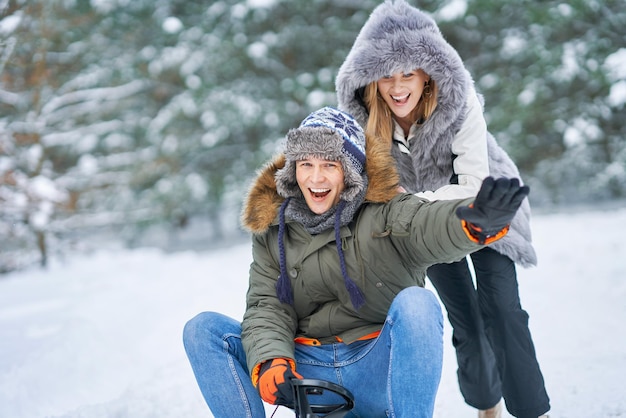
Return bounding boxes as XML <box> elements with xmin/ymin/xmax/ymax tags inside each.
<box><xmin>295</xmin><ymin>157</ymin><xmax>345</xmax><ymax>214</ymax></box>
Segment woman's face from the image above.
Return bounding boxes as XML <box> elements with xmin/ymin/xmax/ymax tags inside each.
<box><xmin>296</xmin><ymin>157</ymin><xmax>345</xmax><ymax>214</ymax></box>
<box><xmin>376</xmin><ymin>69</ymin><xmax>430</xmax><ymax>122</ymax></box>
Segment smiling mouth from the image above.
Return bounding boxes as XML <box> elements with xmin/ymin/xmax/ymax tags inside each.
<box><xmin>391</xmin><ymin>93</ymin><xmax>410</xmax><ymax>104</ymax></box>
<box><xmin>310</xmin><ymin>188</ymin><xmax>330</xmax><ymax>198</ymax></box>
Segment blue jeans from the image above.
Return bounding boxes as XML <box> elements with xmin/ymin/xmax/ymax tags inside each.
<box><xmin>183</xmin><ymin>286</ymin><xmax>443</xmax><ymax>418</ymax></box>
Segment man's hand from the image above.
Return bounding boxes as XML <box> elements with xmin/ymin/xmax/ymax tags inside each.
<box><xmin>456</xmin><ymin>177</ymin><xmax>530</xmax><ymax>244</ymax></box>
<box><xmin>257</xmin><ymin>358</ymin><xmax>303</xmax><ymax>406</ymax></box>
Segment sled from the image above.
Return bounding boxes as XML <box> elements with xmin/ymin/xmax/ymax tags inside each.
<box><xmin>292</xmin><ymin>379</ymin><xmax>355</xmax><ymax>418</ymax></box>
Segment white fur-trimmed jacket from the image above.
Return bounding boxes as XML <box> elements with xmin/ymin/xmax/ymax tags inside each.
<box><xmin>335</xmin><ymin>0</ymin><xmax>536</xmax><ymax>267</ymax></box>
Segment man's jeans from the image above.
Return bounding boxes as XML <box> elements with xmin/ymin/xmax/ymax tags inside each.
<box><xmin>183</xmin><ymin>286</ymin><xmax>443</xmax><ymax>418</ymax></box>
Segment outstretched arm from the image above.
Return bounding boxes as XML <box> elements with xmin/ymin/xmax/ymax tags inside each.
<box><xmin>385</xmin><ymin>176</ymin><xmax>529</xmax><ymax>269</ymax></box>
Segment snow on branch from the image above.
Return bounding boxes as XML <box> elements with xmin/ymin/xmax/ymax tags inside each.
<box><xmin>40</xmin><ymin>79</ymin><xmax>151</xmax><ymax>117</ymax></box>
<box><xmin>41</xmin><ymin>120</ymin><xmax>125</xmax><ymax>147</ymax></box>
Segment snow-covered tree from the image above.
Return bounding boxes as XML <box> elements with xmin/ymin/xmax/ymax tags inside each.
<box><xmin>0</xmin><ymin>0</ymin><xmax>377</xmax><ymax>272</ymax></box>
<box><xmin>1</xmin><ymin>0</ymin><xmax>624</xmax><ymax>274</ymax></box>
<box><xmin>439</xmin><ymin>0</ymin><xmax>626</xmax><ymax>204</ymax></box>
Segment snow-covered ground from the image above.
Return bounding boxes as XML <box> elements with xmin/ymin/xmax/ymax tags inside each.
<box><xmin>1</xmin><ymin>207</ymin><xmax>625</xmax><ymax>418</ymax></box>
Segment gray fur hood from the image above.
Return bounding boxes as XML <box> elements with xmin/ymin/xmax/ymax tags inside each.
<box><xmin>336</xmin><ymin>0</ymin><xmax>471</xmax><ymax>131</ymax></box>
<box><xmin>335</xmin><ymin>0</ymin><xmax>537</xmax><ymax>267</ymax></box>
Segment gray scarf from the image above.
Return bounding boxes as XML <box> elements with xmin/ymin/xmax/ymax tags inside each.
<box><xmin>276</xmin><ymin>183</ymin><xmax>367</xmax><ymax>310</ymax></box>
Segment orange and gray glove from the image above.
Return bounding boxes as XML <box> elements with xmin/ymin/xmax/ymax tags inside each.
<box><xmin>257</xmin><ymin>358</ymin><xmax>303</xmax><ymax>406</ymax></box>
<box><xmin>456</xmin><ymin>177</ymin><xmax>530</xmax><ymax>245</ymax></box>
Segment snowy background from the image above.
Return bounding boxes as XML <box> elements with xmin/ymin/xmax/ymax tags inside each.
<box><xmin>3</xmin><ymin>2</ymin><xmax>626</xmax><ymax>275</ymax></box>
<box><xmin>1</xmin><ymin>205</ymin><xmax>625</xmax><ymax>418</ymax></box>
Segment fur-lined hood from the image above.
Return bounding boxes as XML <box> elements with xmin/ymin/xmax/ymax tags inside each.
<box><xmin>336</xmin><ymin>0</ymin><xmax>471</xmax><ymax>131</ymax></box>
<box><xmin>241</xmin><ymin>134</ymin><xmax>400</xmax><ymax>234</ymax></box>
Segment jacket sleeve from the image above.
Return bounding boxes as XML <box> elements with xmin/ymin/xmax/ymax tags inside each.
<box><xmin>385</xmin><ymin>194</ymin><xmax>484</xmax><ymax>268</ymax></box>
<box><xmin>241</xmin><ymin>231</ymin><xmax>298</xmax><ymax>378</ymax></box>
<box><xmin>415</xmin><ymin>87</ymin><xmax>489</xmax><ymax>201</ymax></box>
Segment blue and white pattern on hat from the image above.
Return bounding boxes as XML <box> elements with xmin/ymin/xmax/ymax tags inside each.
<box><xmin>300</xmin><ymin>107</ymin><xmax>366</xmax><ymax>174</ymax></box>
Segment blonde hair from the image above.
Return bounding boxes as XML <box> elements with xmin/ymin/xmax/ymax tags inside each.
<box><xmin>364</xmin><ymin>78</ymin><xmax>438</xmax><ymax>145</ymax></box>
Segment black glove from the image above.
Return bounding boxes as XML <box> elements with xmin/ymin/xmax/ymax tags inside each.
<box><xmin>257</xmin><ymin>358</ymin><xmax>303</xmax><ymax>406</ymax></box>
<box><xmin>456</xmin><ymin>177</ymin><xmax>530</xmax><ymax>244</ymax></box>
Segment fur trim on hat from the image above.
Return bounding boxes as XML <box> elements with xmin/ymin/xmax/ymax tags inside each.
<box><xmin>241</xmin><ymin>134</ymin><xmax>400</xmax><ymax>234</ymax></box>
<box><xmin>275</xmin><ymin>127</ymin><xmax>366</xmax><ymax>203</ymax></box>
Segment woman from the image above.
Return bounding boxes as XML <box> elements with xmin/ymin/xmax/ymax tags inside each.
<box><xmin>183</xmin><ymin>106</ymin><xmax>528</xmax><ymax>417</ymax></box>
<box><xmin>335</xmin><ymin>1</ymin><xmax>550</xmax><ymax>418</ymax></box>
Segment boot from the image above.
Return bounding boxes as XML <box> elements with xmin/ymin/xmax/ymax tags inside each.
<box><xmin>478</xmin><ymin>400</ymin><xmax>502</xmax><ymax>418</ymax></box>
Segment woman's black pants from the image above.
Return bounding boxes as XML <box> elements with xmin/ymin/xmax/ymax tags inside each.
<box><xmin>427</xmin><ymin>247</ymin><xmax>550</xmax><ymax>418</ymax></box>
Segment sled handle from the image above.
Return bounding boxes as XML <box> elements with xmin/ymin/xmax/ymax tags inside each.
<box><xmin>292</xmin><ymin>378</ymin><xmax>355</xmax><ymax>418</ymax></box>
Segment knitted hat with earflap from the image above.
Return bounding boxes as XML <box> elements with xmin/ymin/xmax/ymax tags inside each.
<box><xmin>274</xmin><ymin>107</ymin><xmax>368</xmax><ymax>310</ymax></box>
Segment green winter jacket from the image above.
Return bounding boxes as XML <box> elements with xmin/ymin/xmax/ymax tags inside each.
<box><xmin>239</xmin><ymin>142</ymin><xmax>486</xmax><ymax>377</ymax></box>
